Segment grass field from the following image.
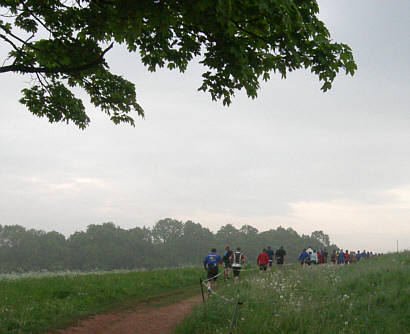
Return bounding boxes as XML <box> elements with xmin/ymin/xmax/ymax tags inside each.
<box><xmin>175</xmin><ymin>252</ymin><xmax>410</xmax><ymax>334</ymax></box>
<box><xmin>0</xmin><ymin>266</ymin><xmax>203</xmax><ymax>334</ymax></box>
<box><xmin>1</xmin><ymin>254</ymin><xmax>408</xmax><ymax>334</ymax></box>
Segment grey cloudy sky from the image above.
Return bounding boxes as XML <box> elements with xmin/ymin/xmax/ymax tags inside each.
<box><xmin>1</xmin><ymin>0</ymin><xmax>409</xmax><ymax>253</ymax></box>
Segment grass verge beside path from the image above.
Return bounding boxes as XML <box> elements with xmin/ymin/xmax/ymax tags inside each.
<box><xmin>0</xmin><ymin>266</ymin><xmax>203</xmax><ymax>334</ymax></box>
<box><xmin>175</xmin><ymin>252</ymin><xmax>410</xmax><ymax>334</ymax></box>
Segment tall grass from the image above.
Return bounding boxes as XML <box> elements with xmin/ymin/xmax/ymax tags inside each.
<box><xmin>175</xmin><ymin>252</ymin><xmax>410</xmax><ymax>334</ymax></box>
<box><xmin>0</xmin><ymin>266</ymin><xmax>203</xmax><ymax>334</ymax></box>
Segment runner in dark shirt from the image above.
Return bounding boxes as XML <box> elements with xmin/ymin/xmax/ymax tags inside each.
<box><xmin>322</xmin><ymin>249</ymin><xmax>328</xmax><ymax>263</ymax></box>
<box><xmin>275</xmin><ymin>246</ymin><xmax>286</xmax><ymax>265</ymax></box>
<box><xmin>222</xmin><ymin>246</ymin><xmax>233</xmax><ymax>280</ymax></box>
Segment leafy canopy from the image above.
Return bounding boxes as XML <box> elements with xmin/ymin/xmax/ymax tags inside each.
<box><xmin>0</xmin><ymin>0</ymin><xmax>356</xmax><ymax>128</ymax></box>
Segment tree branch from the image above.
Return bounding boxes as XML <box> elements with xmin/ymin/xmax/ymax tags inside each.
<box><xmin>230</xmin><ymin>19</ymin><xmax>268</xmax><ymax>43</ymax></box>
<box><xmin>23</xmin><ymin>5</ymin><xmax>54</xmax><ymax>36</ymax></box>
<box><xmin>0</xmin><ymin>42</ymin><xmax>114</xmax><ymax>74</ymax></box>
<box><xmin>0</xmin><ymin>33</ymin><xmax>20</xmax><ymax>51</ymax></box>
<box><xmin>0</xmin><ymin>33</ymin><xmax>27</xmax><ymax>67</ymax></box>
<box><xmin>0</xmin><ymin>25</ymin><xmax>40</xmax><ymax>51</ymax></box>
<box><xmin>35</xmin><ymin>72</ymin><xmax>52</xmax><ymax>96</ymax></box>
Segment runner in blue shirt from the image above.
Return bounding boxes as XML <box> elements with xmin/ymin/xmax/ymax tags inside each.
<box><xmin>266</xmin><ymin>246</ymin><xmax>274</xmax><ymax>270</ymax></box>
<box><xmin>337</xmin><ymin>250</ymin><xmax>345</xmax><ymax>264</ymax></box>
<box><xmin>298</xmin><ymin>249</ymin><xmax>310</xmax><ymax>266</ymax></box>
<box><xmin>203</xmin><ymin>248</ymin><xmax>222</xmax><ymax>291</ymax></box>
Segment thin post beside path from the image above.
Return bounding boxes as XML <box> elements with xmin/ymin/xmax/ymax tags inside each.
<box><xmin>200</xmin><ymin>278</ymin><xmax>205</xmax><ymax>303</ymax></box>
<box><xmin>228</xmin><ymin>295</ymin><xmax>242</xmax><ymax>334</ymax></box>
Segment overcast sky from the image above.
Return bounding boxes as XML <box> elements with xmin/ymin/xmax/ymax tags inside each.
<box><xmin>1</xmin><ymin>0</ymin><xmax>409</xmax><ymax>253</ymax></box>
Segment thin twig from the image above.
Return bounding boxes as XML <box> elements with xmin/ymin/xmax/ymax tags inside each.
<box><xmin>0</xmin><ymin>33</ymin><xmax>20</xmax><ymax>51</ymax></box>
<box><xmin>230</xmin><ymin>19</ymin><xmax>268</xmax><ymax>43</ymax></box>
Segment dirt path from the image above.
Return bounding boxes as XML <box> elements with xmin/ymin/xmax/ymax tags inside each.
<box><xmin>50</xmin><ymin>295</ymin><xmax>202</xmax><ymax>334</ymax></box>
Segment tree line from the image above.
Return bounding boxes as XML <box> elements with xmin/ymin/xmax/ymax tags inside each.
<box><xmin>0</xmin><ymin>219</ymin><xmax>336</xmax><ymax>273</ymax></box>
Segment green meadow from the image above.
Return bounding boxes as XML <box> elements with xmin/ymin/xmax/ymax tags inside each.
<box><xmin>1</xmin><ymin>254</ymin><xmax>408</xmax><ymax>334</ymax></box>
<box><xmin>0</xmin><ymin>266</ymin><xmax>203</xmax><ymax>334</ymax></box>
<box><xmin>175</xmin><ymin>252</ymin><xmax>410</xmax><ymax>334</ymax></box>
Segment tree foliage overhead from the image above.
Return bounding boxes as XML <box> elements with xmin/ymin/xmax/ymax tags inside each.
<box><xmin>0</xmin><ymin>0</ymin><xmax>356</xmax><ymax>128</ymax></box>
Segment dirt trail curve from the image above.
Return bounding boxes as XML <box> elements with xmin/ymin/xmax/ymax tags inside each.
<box><xmin>49</xmin><ymin>295</ymin><xmax>202</xmax><ymax>334</ymax></box>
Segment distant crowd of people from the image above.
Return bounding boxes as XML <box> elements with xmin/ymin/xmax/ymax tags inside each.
<box><xmin>202</xmin><ymin>246</ymin><xmax>287</xmax><ymax>290</ymax></box>
<box><xmin>298</xmin><ymin>247</ymin><xmax>383</xmax><ymax>266</ymax></box>
<box><xmin>202</xmin><ymin>246</ymin><xmax>384</xmax><ymax>291</ymax></box>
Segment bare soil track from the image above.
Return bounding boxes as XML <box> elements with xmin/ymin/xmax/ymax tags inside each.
<box><xmin>49</xmin><ymin>295</ymin><xmax>202</xmax><ymax>334</ymax></box>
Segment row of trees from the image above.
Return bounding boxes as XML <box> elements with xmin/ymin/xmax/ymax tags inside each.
<box><xmin>0</xmin><ymin>219</ymin><xmax>335</xmax><ymax>272</ymax></box>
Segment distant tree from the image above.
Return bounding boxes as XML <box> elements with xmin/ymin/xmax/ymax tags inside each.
<box><xmin>37</xmin><ymin>231</ymin><xmax>69</xmax><ymax>270</ymax></box>
<box><xmin>0</xmin><ymin>225</ymin><xmax>39</xmax><ymax>271</ymax></box>
<box><xmin>68</xmin><ymin>230</ymin><xmax>100</xmax><ymax>270</ymax></box>
<box><xmin>311</xmin><ymin>230</ymin><xmax>330</xmax><ymax>247</ymax></box>
<box><xmin>0</xmin><ymin>225</ymin><xmax>27</xmax><ymax>248</ymax></box>
<box><xmin>216</xmin><ymin>224</ymin><xmax>241</xmax><ymax>247</ymax></box>
<box><xmin>151</xmin><ymin>218</ymin><xmax>184</xmax><ymax>244</ymax></box>
<box><xmin>0</xmin><ymin>0</ymin><xmax>356</xmax><ymax>128</ymax></box>
<box><xmin>239</xmin><ymin>225</ymin><xmax>259</xmax><ymax>236</ymax></box>
<box><xmin>0</xmin><ymin>225</ymin><xmax>67</xmax><ymax>271</ymax></box>
<box><xmin>126</xmin><ymin>226</ymin><xmax>156</xmax><ymax>268</ymax></box>
<box><xmin>180</xmin><ymin>221</ymin><xmax>215</xmax><ymax>264</ymax></box>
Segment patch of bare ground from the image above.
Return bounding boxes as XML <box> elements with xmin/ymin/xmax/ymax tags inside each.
<box><xmin>48</xmin><ymin>295</ymin><xmax>202</xmax><ymax>334</ymax></box>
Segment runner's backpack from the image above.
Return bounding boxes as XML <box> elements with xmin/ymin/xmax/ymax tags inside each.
<box><xmin>232</xmin><ymin>251</ymin><xmax>242</xmax><ymax>266</ymax></box>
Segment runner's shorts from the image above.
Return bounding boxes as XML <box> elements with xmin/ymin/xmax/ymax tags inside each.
<box><xmin>207</xmin><ymin>265</ymin><xmax>219</xmax><ymax>281</ymax></box>
<box><xmin>268</xmin><ymin>260</ymin><xmax>273</xmax><ymax>267</ymax></box>
<box><xmin>277</xmin><ymin>258</ymin><xmax>284</xmax><ymax>265</ymax></box>
<box><xmin>232</xmin><ymin>266</ymin><xmax>241</xmax><ymax>277</ymax></box>
<box><xmin>259</xmin><ymin>264</ymin><xmax>267</xmax><ymax>271</ymax></box>
<box><xmin>224</xmin><ymin>262</ymin><xmax>232</xmax><ymax>269</ymax></box>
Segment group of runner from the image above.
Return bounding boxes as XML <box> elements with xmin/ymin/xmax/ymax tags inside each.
<box><xmin>202</xmin><ymin>246</ymin><xmax>287</xmax><ymax>290</ymax></box>
<box><xmin>256</xmin><ymin>246</ymin><xmax>286</xmax><ymax>271</ymax></box>
<box><xmin>203</xmin><ymin>246</ymin><xmax>384</xmax><ymax>290</ymax></box>
<box><xmin>330</xmin><ymin>249</ymin><xmax>380</xmax><ymax>264</ymax></box>
<box><xmin>202</xmin><ymin>247</ymin><xmax>243</xmax><ymax>290</ymax></box>
<box><xmin>298</xmin><ymin>247</ymin><xmax>329</xmax><ymax>265</ymax></box>
<box><xmin>298</xmin><ymin>247</ymin><xmax>381</xmax><ymax>266</ymax></box>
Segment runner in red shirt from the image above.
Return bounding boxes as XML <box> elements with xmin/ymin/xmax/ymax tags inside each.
<box><xmin>344</xmin><ymin>250</ymin><xmax>350</xmax><ymax>264</ymax></box>
<box><xmin>257</xmin><ymin>248</ymin><xmax>269</xmax><ymax>272</ymax></box>
<box><xmin>317</xmin><ymin>250</ymin><xmax>323</xmax><ymax>264</ymax></box>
